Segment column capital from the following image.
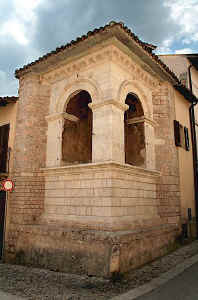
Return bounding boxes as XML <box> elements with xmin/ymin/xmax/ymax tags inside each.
<box><xmin>127</xmin><ymin>116</ymin><xmax>158</xmax><ymax>127</ymax></box>
<box><xmin>89</xmin><ymin>100</ymin><xmax>128</xmax><ymax>112</ymax></box>
<box><xmin>45</xmin><ymin>112</ymin><xmax>65</xmax><ymax>122</ymax></box>
<box><xmin>64</xmin><ymin>112</ymin><xmax>79</xmax><ymax>122</ymax></box>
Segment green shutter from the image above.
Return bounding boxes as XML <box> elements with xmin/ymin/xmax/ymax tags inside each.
<box><xmin>0</xmin><ymin>124</ymin><xmax>10</xmax><ymax>173</ymax></box>
<box><xmin>184</xmin><ymin>127</ymin><xmax>190</xmax><ymax>151</ymax></box>
<box><xmin>174</xmin><ymin>120</ymin><xmax>181</xmax><ymax>147</ymax></box>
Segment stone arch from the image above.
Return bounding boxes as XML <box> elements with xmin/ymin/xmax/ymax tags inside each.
<box><xmin>55</xmin><ymin>78</ymin><xmax>102</xmax><ymax>114</ymax></box>
<box><xmin>118</xmin><ymin>81</ymin><xmax>156</xmax><ymax>170</ymax></box>
<box><xmin>117</xmin><ymin>80</ymin><xmax>152</xmax><ymax>119</ymax></box>
<box><xmin>124</xmin><ymin>93</ymin><xmax>145</xmax><ymax>167</ymax></box>
<box><xmin>46</xmin><ymin>78</ymin><xmax>101</xmax><ymax>167</ymax></box>
<box><xmin>62</xmin><ymin>90</ymin><xmax>92</xmax><ymax>164</ymax></box>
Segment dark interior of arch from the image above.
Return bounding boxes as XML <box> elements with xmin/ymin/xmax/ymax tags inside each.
<box><xmin>124</xmin><ymin>93</ymin><xmax>146</xmax><ymax>167</ymax></box>
<box><xmin>62</xmin><ymin>90</ymin><xmax>92</xmax><ymax>164</ymax></box>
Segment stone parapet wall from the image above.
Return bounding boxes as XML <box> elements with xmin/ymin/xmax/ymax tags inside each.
<box><xmin>41</xmin><ymin>162</ymin><xmax>160</xmax><ymax>231</ymax></box>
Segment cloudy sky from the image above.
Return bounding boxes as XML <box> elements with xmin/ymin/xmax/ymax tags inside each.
<box><xmin>0</xmin><ymin>0</ymin><xmax>198</xmax><ymax>96</ymax></box>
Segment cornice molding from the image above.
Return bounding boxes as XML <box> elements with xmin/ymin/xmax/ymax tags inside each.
<box><xmin>41</xmin><ymin>161</ymin><xmax>160</xmax><ymax>178</ymax></box>
<box><xmin>40</xmin><ymin>43</ymin><xmax>159</xmax><ymax>89</ymax></box>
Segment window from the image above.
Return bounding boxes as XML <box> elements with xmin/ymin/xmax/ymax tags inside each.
<box><xmin>174</xmin><ymin>120</ymin><xmax>190</xmax><ymax>151</ymax></box>
<box><xmin>62</xmin><ymin>90</ymin><xmax>92</xmax><ymax>164</ymax></box>
<box><xmin>0</xmin><ymin>124</ymin><xmax>10</xmax><ymax>173</ymax></box>
<box><xmin>125</xmin><ymin>93</ymin><xmax>145</xmax><ymax>167</ymax></box>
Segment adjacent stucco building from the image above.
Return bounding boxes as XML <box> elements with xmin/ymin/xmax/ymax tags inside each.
<box><xmin>0</xmin><ymin>96</ymin><xmax>18</xmax><ymax>258</ymax></box>
<box><xmin>160</xmin><ymin>54</ymin><xmax>198</xmax><ymax>225</ymax></box>
<box><xmin>1</xmin><ymin>22</ymin><xmax>198</xmax><ymax>277</ymax></box>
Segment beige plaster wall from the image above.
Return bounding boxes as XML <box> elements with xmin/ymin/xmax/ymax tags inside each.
<box><xmin>159</xmin><ymin>55</ymin><xmax>189</xmax><ymax>79</ymax></box>
<box><xmin>160</xmin><ymin>54</ymin><xmax>198</xmax><ymax>221</ymax></box>
<box><xmin>191</xmin><ymin>67</ymin><xmax>198</xmax><ymax>124</ymax></box>
<box><xmin>159</xmin><ymin>55</ymin><xmax>198</xmax><ymax>98</ymax></box>
<box><xmin>174</xmin><ymin>90</ymin><xmax>195</xmax><ymax>220</ymax></box>
<box><xmin>191</xmin><ymin>67</ymin><xmax>198</xmax><ymax>98</ymax></box>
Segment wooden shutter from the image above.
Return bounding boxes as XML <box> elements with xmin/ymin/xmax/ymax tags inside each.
<box><xmin>174</xmin><ymin>120</ymin><xmax>181</xmax><ymax>147</ymax></box>
<box><xmin>0</xmin><ymin>124</ymin><xmax>10</xmax><ymax>173</ymax></box>
<box><xmin>184</xmin><ymin>127</ymin><xmax>190</xmax><ymax>151</ymax></box>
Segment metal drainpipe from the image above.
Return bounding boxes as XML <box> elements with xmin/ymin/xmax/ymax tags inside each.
<box><xmin>188</xmin><ymin>64</ymin><xmax>198</xmax><ymax>238</ymax></box>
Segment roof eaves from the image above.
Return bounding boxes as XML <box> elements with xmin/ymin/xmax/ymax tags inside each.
<box><xmin>14</xmin><ymin>21</ymin><xmax>178</xmax><ymax>84</ymax></box>
<box><xmin>0</xmin><ymin>96</ymin><xmax>19</xmax><ymax>107</ymax></box>
<box><xmin>174</xmin><ymin>84</ymin><xmax>198</xmax><ymax>104</ymax></box>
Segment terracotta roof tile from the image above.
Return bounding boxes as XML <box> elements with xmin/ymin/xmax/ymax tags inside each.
<box><xmin>14</xmin><ymin>21</ymin><xmax>198</xmax><ymax>103</ymax></box>
<box><xmin>15</xmin><ymin>21</ymin><xmax>174</xmax><ymax>81</ymax></box>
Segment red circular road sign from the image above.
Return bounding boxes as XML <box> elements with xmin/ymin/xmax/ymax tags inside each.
<box><xmin>1</xmin><ymin>179</ymin><xmax>14</xmax><ymax>192</ymax></box>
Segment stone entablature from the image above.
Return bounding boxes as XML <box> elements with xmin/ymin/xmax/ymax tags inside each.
<box><xmin>41</xmin><ymin>41</ymin><xmax>159</xmax><ymax>89</ymax></box>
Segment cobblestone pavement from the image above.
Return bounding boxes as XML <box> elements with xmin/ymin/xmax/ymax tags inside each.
<box><xmin>0</xmin><ymin>241</ymin><xmax>198</xmax><ymax>300</ymax></box>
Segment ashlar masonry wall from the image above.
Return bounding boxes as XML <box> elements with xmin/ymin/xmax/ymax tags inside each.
<box><xmin>5</xmin><ymin>42</ymin><xmax>181</xmax><ymax>277</ymax></box>
<box><xmin>153</xmin><ymin>83</ymin><xmax>181</xmax><ymax>225</ymax></box>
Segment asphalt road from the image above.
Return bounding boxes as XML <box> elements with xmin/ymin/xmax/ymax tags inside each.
<box><xmin>136</xmin><ymin>262</ymin><xmax>198</xmax><ymax>300</ymax></box>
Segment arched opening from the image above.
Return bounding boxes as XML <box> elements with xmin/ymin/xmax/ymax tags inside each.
<box><xmin>124</xmin><ymin>93</ymin><xmax>145</xmax><ymax>167</ymax></box>
<box><xmin>62</xmin><ymin>90</ymin><xmax>92</xmax><ymax>164</ymax></box>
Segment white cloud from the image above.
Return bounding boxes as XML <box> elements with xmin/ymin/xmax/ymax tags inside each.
<box><xmin>0</xmin><ymin>0</ymin><xmax>43</xmax><ymax>45</ymax></box>
<box><xmin>175</xmin><ymin>48</ymin><xmax>196</xmax><ymax>54</ymax></box>
<box><xmin>156</xmin><ymin>38</ymin><xmax>174</xmax><ymax>54</ymax></box>
<box><xmin>164</xmin><ymin>0</ymin><xmax>198</xmax><ymax>43</ymax></box>
<box><xmin>0</xmin><ymin>19</ymin><xmax>28</xmax><ymax>45</ymax></box>
<box><xmin>13</xmin><ymin>0</ymin><xmax>42</xmax><ymax>21</ymax></box>
<box><xmin>0</xmin><ymin>70</ymin><xmax>18</xmax><ymax>96</ymax></box>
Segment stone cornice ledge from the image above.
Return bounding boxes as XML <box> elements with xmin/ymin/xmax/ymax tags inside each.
<box><xmin>41</xmin><ymin>161</ymin><xmax>160</xmax><ymax>178</ymax></box>
<box><xmin>127</xmin><ymin>116</ymin><xmax>158</xmax><ymax>127</ymax></box>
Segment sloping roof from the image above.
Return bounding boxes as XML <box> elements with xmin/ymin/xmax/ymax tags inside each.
<box><xmin>15</xmin><ymin>21</ymin><xmax>178</xmax><ymax>83</ymax></box>
<box><xmin>0</xmin><ymin>96</ymin><xmax>18</xmax><ymax>107</ymax></box>
<box><xmin>14</xmin><ymin>21</ymin><xmax>198</xmax><ymax>103</ymax></box>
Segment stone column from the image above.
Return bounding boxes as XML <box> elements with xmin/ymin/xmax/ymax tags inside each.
<box><xmin>45</xmin><ymin>113</ymin><xmax>65</xmax><ymax>167</ymax></box>
<box><xmin>46</xmin><ymin>112</ymin><xmax>79</xmax><ymax>167</ymax></box>
<box><xmin>144</xmin><ymin>118</ymin><xmax>157</xmax><ymax>170</ymax></box>
<box><xmin>89</xmin><ymin>100</ymin><xmax>128</xmax><ymax>164</ymax></box>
